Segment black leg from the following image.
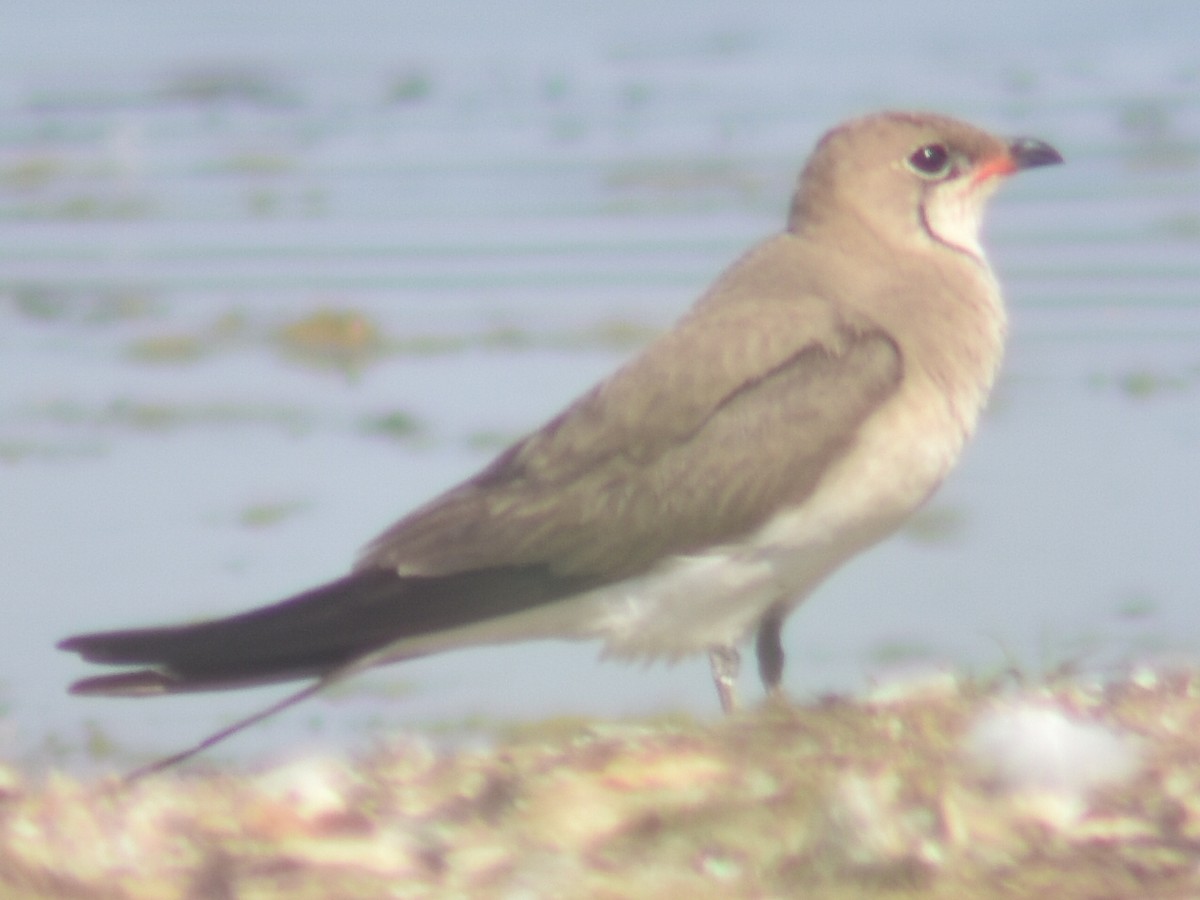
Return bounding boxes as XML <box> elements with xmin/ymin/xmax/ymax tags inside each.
<box><xmin>755</xmin><ymin>611</ymin><xmax>785</xmax><ymax>696</ymax></box>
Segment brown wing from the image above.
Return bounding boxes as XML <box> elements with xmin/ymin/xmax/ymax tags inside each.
<box><xmin>359</xmin><ymin>236</ymin><xmax>903</xmax><ymax>581</ymax></box>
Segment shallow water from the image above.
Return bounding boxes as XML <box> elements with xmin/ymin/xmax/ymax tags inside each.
<box><xmin>1</xmin><ymin>0</ymin><xmax>1198</xmax><ymax>770</ymax></box>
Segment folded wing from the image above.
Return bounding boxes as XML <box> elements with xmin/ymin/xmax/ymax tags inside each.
<box><xmin>59</xmin><ymin>236</ymin><xmax>903</xmax><ymax>695</ymax></box>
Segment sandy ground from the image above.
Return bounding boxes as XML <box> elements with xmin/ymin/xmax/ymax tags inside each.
<box><xmin>3</xmin><ymin>669</ymin><xmax>1199</xmax><ymax>899</ymax></box>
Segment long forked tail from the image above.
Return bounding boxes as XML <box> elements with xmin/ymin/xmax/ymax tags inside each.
<box><xmin>58</xmin><ymin>564</ymin><xmax>601</xmax><ymax>778</ymax></box>
<box><xmin>58</xmin><ymin>567</ymin><xmax>419</xmax><ymax>781</ymax></box>
<box><xmin>58</xmin><ymin>568</ymin><xmax>416</xmax><ymax>695</ymax></box>
<box><xmin>60</xmin><ymin>564</ymin><xmax>598</xmax><ymax>696</ymax></box>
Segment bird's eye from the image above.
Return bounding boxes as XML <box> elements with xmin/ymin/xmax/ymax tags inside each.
<box><xmin>906</xmin><ymin>143</ymin><xmax>953</xmax><ymax>178</ymax></box>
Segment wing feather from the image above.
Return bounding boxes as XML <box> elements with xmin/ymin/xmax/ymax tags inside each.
<box><xmin>360</xmin><ymin>236</ymin><xmax>903</xmax><ymax>580</ymax></box>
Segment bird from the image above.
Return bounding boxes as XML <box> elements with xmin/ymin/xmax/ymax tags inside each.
<box><xmin>59</xmin><ymin>111</ymin><xmax>1062</xmax><ymax>775</ymax></box>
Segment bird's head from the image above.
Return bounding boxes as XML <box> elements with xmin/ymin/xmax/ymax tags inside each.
<box><xmin>789</xmin><ymin>111</ymin><xmax>1062</xmax><ymax>261</ymax></box>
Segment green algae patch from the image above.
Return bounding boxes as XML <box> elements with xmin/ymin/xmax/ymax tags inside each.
<box><xmin>275</xmin><ymin>309</ymin><xmax>386</xmax><ymax>376</ymax></box>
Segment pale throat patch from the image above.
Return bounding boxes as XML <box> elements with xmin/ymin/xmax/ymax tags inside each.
<box><xmin>921</xmin><ymin>176</ymin><xmax>1002</xmax><ymax>259</ymax></box>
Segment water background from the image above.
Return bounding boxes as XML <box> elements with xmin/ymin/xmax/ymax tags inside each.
<box><xmin>2</xmin><ymin>0</ymin><xmax>1198</xmax><ymax>770</ymax></box>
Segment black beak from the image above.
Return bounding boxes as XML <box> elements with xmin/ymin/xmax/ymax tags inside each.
<box><xmin>1009</xmin><ymin>137</ymin><xmax>1064</xmax><ymax>170</ymax></box>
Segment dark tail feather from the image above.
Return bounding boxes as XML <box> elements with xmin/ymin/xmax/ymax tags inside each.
<box><xmin>59</xmin><ymin>565</ymin><xmax>601</xmax><ymax>696</ymax></box>
<box><xmin>58</xmin><ymin>568</ymin><xmax>413</xmax><ymax>694</ymax></box>
<box><xmin>68</xmin><ymin>669</ymin><xmax>187</xmax><ymax>696</ymax></box>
